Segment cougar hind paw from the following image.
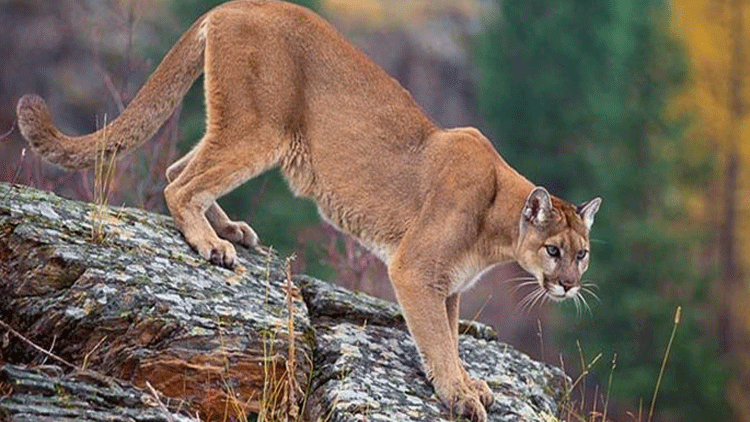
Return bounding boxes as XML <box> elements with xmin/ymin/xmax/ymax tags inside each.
<box><xmin>215</xmin><ymin>220</ymin><xmax>258</xmax><ymax>248</ymax></box>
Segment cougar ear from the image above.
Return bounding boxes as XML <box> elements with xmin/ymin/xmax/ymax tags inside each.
<box><xmin>522</xmin><ymin>187</ymin><xmax>553</xmax><ymax>228</ymax></box>
<box><xmin>577</xmin><ymin>197</ymin><xmax>602</xmax><ymax>230</ymax></box>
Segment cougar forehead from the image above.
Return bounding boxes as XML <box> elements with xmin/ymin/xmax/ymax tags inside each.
<box><xmin>533</xmin><ymin>198</ymin><xmax>590</xmax><ymax>246</ymax></box>
<box><xmin>551</xmin><ymin>197</ymin><xmax>589</xmax><ymax>236</ymax></box>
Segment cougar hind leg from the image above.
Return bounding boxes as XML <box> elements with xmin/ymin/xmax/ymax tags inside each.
<box><xmin>163</xmin><ymin>127</ymin><xmax>282</xmax><ymax>268</ymax></box>
<box><xmin>164</xmin><ymin>15</ymin><xmax>287</xmax><ymax>267</ymax></box>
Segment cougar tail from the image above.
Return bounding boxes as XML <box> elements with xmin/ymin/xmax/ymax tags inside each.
<box><xmin>16</xmin><ymin>15</ymin><xmax>208</xmax><ymax>170</ymax></box>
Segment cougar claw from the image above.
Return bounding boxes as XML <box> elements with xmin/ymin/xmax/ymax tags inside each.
<box><xmin>437</xmin><ymin>379</ymin><xmax>490</xmax><ymax>422</ymax></box>
<box><xmin>454</xmin><ymin>394</ymin><xmax>487</xmax><ymax>422</ymax></box>
<box><xmin>467</xmin><ymin>377</ymin><xmax>494</xmax><ymax>408</ymax></box>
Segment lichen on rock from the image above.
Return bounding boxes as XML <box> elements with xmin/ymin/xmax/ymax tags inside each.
<box><xmin>300</xmin><ymin>276</ymin><xmax>568</xmax><ymax>422</ymax></box>
<box><xmin>0</xmin><ymin>182</ymin><xmax>311</xmax><ymax>419</ymax></box>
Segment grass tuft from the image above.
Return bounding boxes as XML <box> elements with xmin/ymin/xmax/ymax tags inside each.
<box><xmin>554</xmin><ymin>305</ymin><xmax>682</xmax><ymax>422</ymax></box>
<box><xmin>254</xmin><ymin>255</ymin><xmax>306</xmax><ymax>422</ymax></box>
<box><xmin>90</xmin><ymin>114</ymin><xmax>119</xmax><ymax>244</ymax></box>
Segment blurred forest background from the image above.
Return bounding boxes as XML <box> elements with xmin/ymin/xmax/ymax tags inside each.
<box><xmin>0</xmin><ymin>0</ymin><xmax>748</xmax><ymax>420</ymax></box>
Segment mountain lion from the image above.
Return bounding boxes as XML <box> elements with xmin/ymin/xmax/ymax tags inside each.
<box><xmin>16</xmin><ymin>1</ymin><xmax>601</xmax><ymax>420</ymax></box>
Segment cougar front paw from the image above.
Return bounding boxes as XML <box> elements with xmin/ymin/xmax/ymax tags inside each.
<box><xmin>197</xmin><ymin>238</ymin><xmax>238</xmax><ymax>268</ymax></box>
<box><xmin>452</xmin><ymin>392</ymin><xmax>487</xmax><ymax>422</ymax></box>
<box><xmin>465</xmin><ymin>376</ymin><xmax>494</xmax><ymax>408</ymax></box>
<box><xmin>436</xmin><ymin>380</ymin><xmax>488</xmax><ymax>422</ymax></box>
<box><xmin>216</xmin><ymin>221</ymin><xmax>258</xmax><ymax>248</ymax></box>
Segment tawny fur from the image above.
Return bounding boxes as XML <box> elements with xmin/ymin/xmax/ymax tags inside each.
<box><xmin>16</xmin><ymin>2</ymin><xmax>601</xmax><ymax>421</ymax></box>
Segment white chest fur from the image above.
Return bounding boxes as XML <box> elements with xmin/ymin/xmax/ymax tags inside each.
<box><xmin>448</xmin><ymin>253</ymin><xmax>495</xmax><ymax>295</ymax></box>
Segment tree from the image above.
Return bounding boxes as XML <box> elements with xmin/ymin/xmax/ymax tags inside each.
<box><xmin>475</xmin><ymin>0</ymin><xmax>727</xmax><ymax>419</ymax></box>
<box><xmin>670</xmin><ymin>0</ymin><xmax>750</xmax><ymax>419</ymax></box>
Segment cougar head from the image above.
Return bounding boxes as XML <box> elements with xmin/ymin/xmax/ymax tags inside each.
<box><xmin>515</xmin><ymin>187</ymin><xmax>601</xmax><ymax>304</ymax></box>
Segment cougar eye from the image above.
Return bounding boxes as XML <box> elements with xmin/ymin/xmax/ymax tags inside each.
<box><xmin>545</xmin><ymin>245</ymin><xmax>561</xmax><ymax>258</ymax></box>
<box><xmin>576</xmin><ymin>249</ymin><xmax>588</xmax><ymax>260</ymax></box>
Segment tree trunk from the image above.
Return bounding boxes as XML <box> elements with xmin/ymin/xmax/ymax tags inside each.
<box><xmin>722</xmin><ymin>0</ymin><xmax>750</xmax><ymax>420</ymax></box>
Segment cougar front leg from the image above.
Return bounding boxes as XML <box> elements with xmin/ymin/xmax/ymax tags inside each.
<box><xmin>166</xmin><ymin>151</ymin><xmax>258</xmax><ymax>248</ymax></box>
<box><xmin>446</xmin><ymin>293</ymin><xmax>494</xmax><ymax>407</ymax></box>
<box><xmin>389</xmin><ymin>259</ymin><xmax>487</xmax><ymax>422</ymax></box>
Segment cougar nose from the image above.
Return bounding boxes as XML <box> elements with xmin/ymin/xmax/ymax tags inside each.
<box><xmin>559</xmin><ymin>279</ymin><xmax>576</xmax><ymax>292</ymax></box>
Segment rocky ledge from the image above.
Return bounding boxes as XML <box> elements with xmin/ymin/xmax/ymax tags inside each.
<box><xmin>0</xmin><ymin>182</ymin><xmax>568</xmax><ymax>421</ymax></box>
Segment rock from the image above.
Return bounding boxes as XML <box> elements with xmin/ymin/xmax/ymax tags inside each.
<box><xmin>0</xmin><ymin>364</ymin><xmax>199</xmax><ymax>422</ymax></box>
<box><xmin>0</xmin><ymin>182</ymin><xmax>569</xmax><ymax>421</ymax></box>
<box><xmin>0</xmin><ymin>182</ymin><xmax>310</xmax><ymax>420</ymax></box>
<box><xmin>300</xmin><ymin>276</ymin><xmax>567</xmax><ymax>422</ymax></box>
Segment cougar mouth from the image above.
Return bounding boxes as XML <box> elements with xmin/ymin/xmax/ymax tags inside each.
<box><xmin>543</xmin><ymin>276</ymin><xmax>578</xmax><ymax>302</ymax></box>
<box><xmin>518</xmin><ymin>274</ymin><xmax>594</xmax><ymax>314</ymax></box>
<box><xmin>541</xmin><ymin>275</ymin><xmax>600</xmax><ymax>316</ymax></box>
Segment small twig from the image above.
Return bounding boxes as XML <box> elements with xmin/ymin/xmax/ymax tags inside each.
<box><xmin>576</xmin><ymin>340</ymin><xmax>587</xmax><ymax>416</ymax></box>
<box><xmin>590</xmin><ymin>384</ymin><xmax>599</xmax><ymax>422</ymax></box>
<box><xmin>648</xmin><ymin>306</ymin><xmax>681</xmax><ymax>422</ymax></box>
<box><xmin>81</xmin><ymin>335</ymin><xmax>108</xmax><ymax>371</ymax></box>
<box><xmin>3</xmin><ymin>148</ymin><xmax>26</xmax><ymax>202</ymax></box>
<box><xmin>98</xmin><ymin>66</ymin><xmax>126</xmax><ymax>113</ymax></box>
<box><xmin>602</xmin><ymin>353</ymin><xmax>617</xmax><ymax>422</ymax></box>
<box><xmin>284</xmin><ymin>255</ymin><xmax>301</xmax><ymax>419</ymax></box>
<box><xmin>0</xmin><ymin>319</ymin><xmax>77</xmax><ymax>369</ymax></box>
<box><xmin>91</xmin><ymin>29</ymin><xmax>126</xmax><ymax>113</ymax></box>
<box><xmin>557</xmin><ymin>353</ymin><xmax>570</xmax><ymax>421</ymax></box>
<box><xmin>463</xmin><ymin>294</ymin><xmax>493</xmax><ymax>335</ymax></box>
<box><xmin>0</xmin><ymin>123</ymin><xmax>14</xmax><ymax>142</ymax></box>
<box><xmin>40</xmin><ymin>334</ymin><xmax>57</xmax><ymax>366</ymax></box>
<box><xmin>537</xmin><ymin>319</ymin><xmax>545</xmax><ymax>360</ymax></box>
<box><xmin>638</xmin><ymin>397</ymin><xmax>644</xmax><ymax>422</ymax></box>
<box><xmin>146</xmin><ymin>381</ymin><xmax>176</xmax><ymax>422</ymax></box>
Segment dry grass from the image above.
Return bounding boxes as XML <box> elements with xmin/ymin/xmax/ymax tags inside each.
<box><xmin>647</xmin><ymin>306</ymin><xmax>681</xmax><ymax>422</ymax></box>
<box><xmin>216</xmin><ymin>255</ymin><xmax>308</xmax><ymax>422</ymax></box>
<box><xmin>89</xmin><ymin>115</ymin><xmax>119</xmax><ymax>244</ymax></box>
<box><xmin>255</xmin><ymin>256</ymin><xmax>305</xmax><ymax>422</ymax></box>
<box><xmin>552</xmin><ymin>306</ymin><xmax>682</xmax><ymax>422</ymax></box>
